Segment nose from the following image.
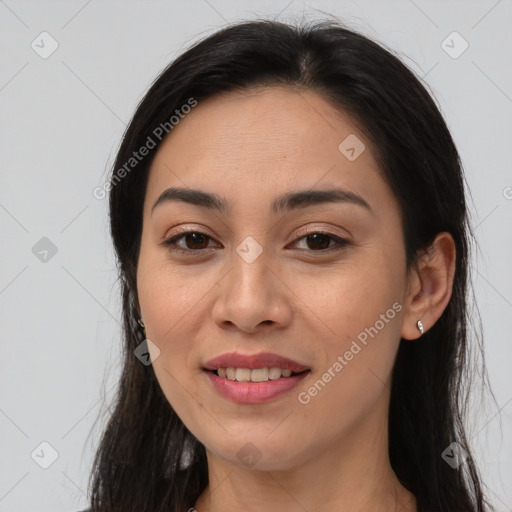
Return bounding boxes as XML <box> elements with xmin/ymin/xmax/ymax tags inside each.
<box><xmin>211</xmin><ymin>251</ymin><xmax>293</xmax><ymax>335</ymax></box>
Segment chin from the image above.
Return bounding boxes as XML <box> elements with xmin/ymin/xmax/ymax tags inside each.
<box><xmin>204</xmin><ymin>435</ymin><xmax>308</xmax><ymax>472</ymax></box>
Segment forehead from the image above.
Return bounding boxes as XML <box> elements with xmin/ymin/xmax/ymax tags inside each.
<box><xmin>144</xmin><ymin>87</ymin><xmax>391</xmax><ymax>217</ymax></box>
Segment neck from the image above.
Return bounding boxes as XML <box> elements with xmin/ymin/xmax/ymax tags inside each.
<box><xmin>193</xmin><ymin>394</ymin><xmax>417</xmax><ymax>512</ymax></box>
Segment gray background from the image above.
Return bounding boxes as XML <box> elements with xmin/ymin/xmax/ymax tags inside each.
<box><xmin>0</xmin><ymin>1</ymin><xmax>511</xmax><ymax>510</ymax></box>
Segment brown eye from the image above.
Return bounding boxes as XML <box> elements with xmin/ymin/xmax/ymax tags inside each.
<box><xmin>163</xmin><ymin>229</ymin><xmax>349</xmax><ymax>256</ymax></box>
<box><xmin>163</xmin><ymin>231</ymin><xmax>216</xmax><ymax>254</ymax></box>
<box><xmin>180</xmin><ymin>232</ymin><xmax>210</xmax><ymax>250</ymax></box>
<box><xmin>303</xmin><ymin>233</ymin><xmax>333</xmax><ymax>250</ymax></box>
<box><xmin>292</xmin><ymin>231</ymin><xmax>350</xmax><ymax>253</ymax></box>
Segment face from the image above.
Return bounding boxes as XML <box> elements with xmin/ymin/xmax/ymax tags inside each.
<box><xmin>136</xmin><ymin>87</ymin><xmax>410</xmax><ymax>471</ymax></box>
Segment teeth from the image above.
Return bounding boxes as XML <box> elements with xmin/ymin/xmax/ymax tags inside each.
<box><xmin>246</xmin><ymin>368</ymin><xmax>267</xmax><ymax>382</ymax></box>
<box><xmin>235</xmin><ymin>368</ymin><xmax>251</xmax><ymax>382</ymax></box>
<box><xmin>268</xmin><ymin>367</ymin><xmax>282</xmax><ymax>379</ymax></box>
<box><xmin>216</xmin><ymin>367</ymin><xmax>297</xmax><ymax>382</ymax></box>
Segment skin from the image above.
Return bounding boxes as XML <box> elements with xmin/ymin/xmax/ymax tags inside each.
<box><xmin>136</xmin><ymin>87</ymin><xmax>456</xmax><ymax>512</ymax></box>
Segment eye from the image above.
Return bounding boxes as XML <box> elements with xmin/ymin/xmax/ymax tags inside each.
<box><xmin>162</xmin><ymin>229</ymin><xmax>350</xmax><ymax>255</ymax></box>
<box><xmin>163</xmin><ymin>230</ymin><xmax>218</xmax><ymax>255</ymax></box>
<box><xmin>292</xmin><ymin>230</ymin><xmax>349</xmax><ymax>252</ymax></box>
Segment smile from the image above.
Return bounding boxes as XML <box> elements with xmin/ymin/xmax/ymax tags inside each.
<box><xmin>217</xmin><ymin>366</ymin><xmax>303</xmax><ymax>382</ymax></box>
<box><xmin>204</xmin><ymin>368</ymin><xmax>310</xmax><ymax>404</ymax></box>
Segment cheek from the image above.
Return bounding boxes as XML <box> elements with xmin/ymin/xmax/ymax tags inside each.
<box><xmin>137</xmin><ymin>274</ymin><xmax>201</xmax><ymax>371</ymax></box>
<box><xmin>137</xmin><ymin>242</ymin><xmax>207</xmax><ymax>339</ymax></box>
<box><xmin>137</xmin><ymin>260</ymin><xmax>207</xmax><ymax>420</ymax></box>
<box><xmin>295</xmin><ymin>305</ymin><xmax>403</xmax><ymax>445</ymax></box>
<box><xmin>318</xmin><ymin>250</ymin><xmax>404</xmax><ymax>340</ymax></box>
<box><xmin>299</xmin><ymin>252</ymin><xmax>404</xmax><ymax>405</ymax></box>
<box><xmin>136</xmin><ymin>248</ymin><xmax>198</xmax><ymax>383</ymax></box>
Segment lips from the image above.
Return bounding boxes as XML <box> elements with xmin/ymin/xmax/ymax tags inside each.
<box><xmin>203</xmin><ymin>351</ymin><xmax>310</xmax><ymax>373</ymax></box>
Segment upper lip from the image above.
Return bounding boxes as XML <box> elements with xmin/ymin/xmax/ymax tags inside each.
<box><xmin>203</xmin><ymin>351</ymin><xmax>310</xmax><ymax>373</ymax></box>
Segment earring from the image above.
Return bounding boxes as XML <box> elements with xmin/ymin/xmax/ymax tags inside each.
<box><xmin>416</xmin><ymin>319</ymin><xmax>424</xmax><ymax>334</ymax></box>
<box><xmin>137</xmin><ymin>318</ymin><xmax>146</xmax><ymax>333</ymax></box>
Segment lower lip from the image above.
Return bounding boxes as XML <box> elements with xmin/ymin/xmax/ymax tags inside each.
<box><xmin>204</xmin><ymin>370</ymin><xmax>310</xmax><ymax>404</ymax></box>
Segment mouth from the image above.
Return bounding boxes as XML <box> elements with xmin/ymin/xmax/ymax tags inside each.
<box><xmin>202</xmin><ymin>366</ymin><xmax>311</xmax><ymax>404</ymax></box>
<box><xmin>202</xmin><ymin>351</ymin><xmax>311</xmax><ymax>403</ymax></box>
<box><xmin>205</xmin><ymin>367</ymin><xmax>310</xmax><ymax>382</ymax></box>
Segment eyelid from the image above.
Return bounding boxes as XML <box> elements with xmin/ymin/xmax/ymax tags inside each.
<box><xmin>161</xmin><ymin>226</ymin><xmax>219</xmax><ymax>254</ymax></box>
<box><xmin>162</xmin><ymin>224</ymin><xmax>351</xmax><ymax>255</ymax></box>
<box><xmin>291</xmin><ymin>226</ymin><xmax>351</xmax><ymax>252</ymax></box>
<box><xmin>294</xmin><ymin>224</ymin><xmax>350</xmax><ymax>240</ymax></box>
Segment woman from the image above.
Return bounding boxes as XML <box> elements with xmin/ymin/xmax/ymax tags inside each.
<box><xmin>85</xmin><ymin>18</ymin><xmax>495</xmax><ymax>512</ymax></box>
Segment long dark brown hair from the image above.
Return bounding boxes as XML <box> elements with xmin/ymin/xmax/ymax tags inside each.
<box><xmin>86</xmin><ymin>18</ymin><xmax>496</xmax><ymax>512</ymax></box>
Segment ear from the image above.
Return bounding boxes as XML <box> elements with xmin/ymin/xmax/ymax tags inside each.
<box><xmin>401</xmin><ymin>232</ymin><xmax>456</xmax><ymax>340</ymax></box>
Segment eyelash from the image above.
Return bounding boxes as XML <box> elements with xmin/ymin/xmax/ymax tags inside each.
<box><xmin>162</xmin><ymin>228</ymin><xmax>350</xmax><ymax>256</ymax></box>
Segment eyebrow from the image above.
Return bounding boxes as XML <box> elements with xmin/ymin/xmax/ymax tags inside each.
<box><xmin>151</xmin><ymin>186</ymin><xmax>372</xmax><ymax>216</ymax></box>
